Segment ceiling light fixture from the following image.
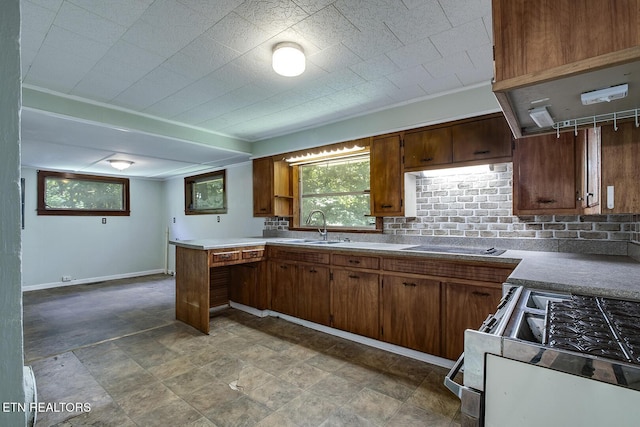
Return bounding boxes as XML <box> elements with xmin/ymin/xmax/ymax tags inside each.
<box><xmin>108</xmin><ymin>160</ymin><xmax>134</xmax><ymax>171</ymax></box>
<box><xmin>272</xmin><ymin>42</ymin><xmax>305</xmax><ymax>77</ymax></box>
<box><xmin>581</xmin><ymin>83</ymin><xmax>628</xmax><ymax>105</ymax></box>
<box><xmin>528</xmin><ymin>106</ymin><xmax>555</xmax><ymax>128</ymax></box>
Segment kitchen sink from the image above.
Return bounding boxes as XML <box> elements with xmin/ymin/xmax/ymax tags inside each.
<box><xmin>278</xmin><ymin>239</ymin><xmax>342</xmax><ymax>245</ymax></box>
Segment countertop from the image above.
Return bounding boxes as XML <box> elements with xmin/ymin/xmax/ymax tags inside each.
<box><xmin>170</xmin><ymin>238</ymin><xmax>640</xmax><ymax>301</ymax></box>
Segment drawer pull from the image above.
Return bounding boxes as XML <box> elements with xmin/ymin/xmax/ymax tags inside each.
<box><xmin>348</xmin><ymin>259</ymin><xmax>361</xmax><ymax>264</ymax></box>
<box><xmin>381</xmin><ymin>204</ymin><xmax>393</xmax><ymax>208</ymax></box>
<box><xmin>421</xmin><ymin>157</ymin><xmax>434</xmax><ymax>162</ymax></box>
<box><xmin>536</xmin><ymin>198</ymin><xmax>557</xmax><ymax>204</ymax></box>
<box><xmin>280</xmin><ymin>265</ymin><xmax>288</xmax><ymax>270</ymax></box>
<box><xmin>348</xmin><ymin>274</ymin><xmax>360</xmax><ymax>279</ymax></box>
<box><xmin>402</xmin><ymin>282</ymin><xmax>417</xmax><ymax>287</ymax></box>
<box><xmin>473</xmin><ymin>150</ymin><xmax>490</xmax><ymax>155</ymax></box>
<box><xmin>309</xmin><ymin>268</ymin><xmax>317</xmax><ymax>273</ymax></box>
<box><xmin>472</xmin><ymin>291</ymin><xmax>491</xmax><ymax>297</ymax></box>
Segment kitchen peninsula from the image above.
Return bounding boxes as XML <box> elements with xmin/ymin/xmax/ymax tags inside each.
<box><xmin>171</xmin><ymin>237</ymin><xmax>640</xmax><ymax>362</ymax></box>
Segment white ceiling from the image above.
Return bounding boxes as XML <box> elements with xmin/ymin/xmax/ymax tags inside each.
<box><xmin>19</xmin><ymin>0</ymin><xmax>494</xmax><ymax>178</ymax></box>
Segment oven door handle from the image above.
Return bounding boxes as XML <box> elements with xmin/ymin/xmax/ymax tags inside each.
<box><xmin>444</xmin><ymin>353</ymin><xmax>465</xmax><ymax>399</ymax></box>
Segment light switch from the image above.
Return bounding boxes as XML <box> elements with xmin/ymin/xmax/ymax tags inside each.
<box><xmin>607</xmin><ymin>186</ymin><xmax>614</xmax><ymax>210</ymax></box>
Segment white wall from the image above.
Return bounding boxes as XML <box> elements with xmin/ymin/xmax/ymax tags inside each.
<box><xmin>21</xmin><ymin>167</ymin><xmax>166</xmax><ymax>289</ymax></box>
<box><xmin>163</xmin><ymin>161</ymin><xmax>264</xmax><ymax>272</ymax></box>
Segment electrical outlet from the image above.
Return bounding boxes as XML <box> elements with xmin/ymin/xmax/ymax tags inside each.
<box><xmin>102</xmin><ymin>218</ymin><xmax>107</xmax><ymax>224</ymax></box>
<box><xmin>62</xmin><ymin>275</ymin><xmax>72</xmax><ymax>282</ymax></box>
<box><xmin>173</xmin><ymin>217</ymin><xmax>176</xmax><ymax>223</ymax></box>
<box><xmin>217</xmin><ymin>216</ymin><xmax>220</xmax><ymax>223</ymax></box>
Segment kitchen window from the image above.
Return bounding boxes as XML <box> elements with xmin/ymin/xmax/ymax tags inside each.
<box><xmin>184</xmin><ymin>170</ymin><xmax>227</xmax><ymax>215</ymax></box>
<box><xmin>298</xmin><ymin>155</ymin><xmax>376</xmax><ymax>229</ymax></box>
<box><xmin>37</xmin><ymin>170</ymin><xmax>130</xmax><ymax>216</ymax></box>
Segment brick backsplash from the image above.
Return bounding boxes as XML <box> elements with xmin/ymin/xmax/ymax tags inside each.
<box><xmin>263</xmin><ymin>162</ymin><xmax>638</xmax><ymax>243</ymax></box>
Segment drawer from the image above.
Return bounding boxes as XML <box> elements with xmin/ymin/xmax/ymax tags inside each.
<box><xmin>242</xmin><ymin>248</ymin><xmax>264</xmax><ymax>260</ymax></box>
<box><xmin>210</xmin><ymin>250</ymin><xmax>240</xmax><ymax>264</ymax></box>
<box><xmin>268</xmin><ymin>248</ymin><xmax>330</xmax><ymax>264</ymax></box>
<box><xmin>332</xmin><ymin>253</ymin><xmax>380</xmax><ymax>269</ymax></box>
<box><xmin>382</xmin><ymin>257</ymin><xmax>513</xmax><ymax>283</ymax></box>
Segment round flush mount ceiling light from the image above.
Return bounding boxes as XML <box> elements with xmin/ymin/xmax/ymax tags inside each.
<box><xmin>108</xmin><ymin>160</ymin><xmax>134</xmax><ymax>171</ymax></box>
<box><xmin>272</xmin><ymin>42</ymin><xmax>305</xmax><ymax>77</ymax></box>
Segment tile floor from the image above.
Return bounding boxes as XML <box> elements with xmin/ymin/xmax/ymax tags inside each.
<box><xmin>23</xmin><ymin>274</ymin><xmax>461</xmax><ymax>426</ymax></box>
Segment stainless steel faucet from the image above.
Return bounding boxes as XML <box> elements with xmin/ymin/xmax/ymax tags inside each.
<box><xmin>305</xmin><ymin>209</ymin><xmax>327</xmax><ymax>240</ymax></box>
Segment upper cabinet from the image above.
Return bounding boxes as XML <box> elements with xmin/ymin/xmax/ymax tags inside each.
<box><xmin>492</xmin><ymin>0</ymin><xmax>640</xmax><ymax>138</ymax></box>
<box><xmin>512</xmin><ymin>128</ymin><xmax>600</xmax><ymax>215</ymax></box>
<box><xmin>601</xmin><ymin>121</ymin><xmax>640</xmax><ymax>213</ymax></box>
<box><xmin>252</xmin><ymin>157</ymin><xmax>292</xmax><ymax>217</ymax></box>
<box><xmin>370</xmin><ymin>133</ymin><xmax>416</xmax><ymax>217</ymax></box>
<box><xmin>403</xmin><ymin>114</ymin><xmax>512</xmax><ymax>173</ymax></box>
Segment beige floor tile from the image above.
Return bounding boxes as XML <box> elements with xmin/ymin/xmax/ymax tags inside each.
<box><xmin>247</xmin><ymin>376</ymin><xmax>305</xmax><ymax>410</ymax></box>
<box><xmin>203</xmin><ymin>395</ymin><xmax>272</xmax><ymax>427</ymax></box>
<box><xmin>278</xmin><ymin>362</ymin><xmax>330</xmax><ymax>390</ymax></box>
<box><xmin>307</xmin><ymin>373</ymin><xmax>364</xmax><ymax>406</ymax></box>
<box><xmin>343</xmin><ymin>387</ymin><xmax>402</xmax><ymax>426</ymax></box>
<box><xmin>277</xmin><ymin>391</ymin><xmax>340</xmax><ymax>427</ymax></box>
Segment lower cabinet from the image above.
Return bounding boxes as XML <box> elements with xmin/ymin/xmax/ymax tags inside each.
<box><xmin>331</xmin><ymin>269</ymin><xmax>380</xmax><ymax>339</ymax></box>
<box><xmin>298</xmin><ymin>264</ymin><xmax>331</xmax><ymax>326</ymax></box>
<box><xmin>270</xmin><ymin>260</ymin><xmax>298</xmax><ymax>317</ymax></box>
<box><xmin>442</xmin><ymin>281</ymin><xmax>502</xmax><ymax>360</ymax></box>
<box><xmin>381</xmin><ymin>274</ymin><xmax>441</xmax><ymax>355</ymax></box>
<box><xmin>229</xmin><ymin>262</ymin><xmax>267</xmax><ymax>310</ymax></box>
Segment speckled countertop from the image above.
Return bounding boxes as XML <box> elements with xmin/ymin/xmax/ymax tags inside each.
<box><xmin>171</xmin><ymin>238</ymin><xmax>640</xmax><ymax>301</ymax></box>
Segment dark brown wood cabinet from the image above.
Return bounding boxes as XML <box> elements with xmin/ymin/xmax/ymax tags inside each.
<box><xmin>298</xmin><ymin>264</ymin><xmax>331</xmax><ymax>326</ymax></box>
<box><xmin>331</xmin><ymin>268</ymin><xmax>380</xmax><ymax>339</ymax></box>
<box><xmin>403</xmin><ymin>114</ymin><xmax>512</xmax><ymax>173</ymax></box>
<box><xmin>252</xmin><ymin>157</ymin><xmax>292</xmax><ymax>217</ymax></box>
<box><xmin>370</xmin><ymin>133</ymin><xmax>405</xmax><ymax>216</ymax></box>
<box><xmin>381</xmin><ymin>274</ymin><xmax>441</xmax><ymax>355</ymax></box>
<box><xmin>513</xmin><ymin>128</ymin><xmax>600</xmax><ymax>215</ymax></box>
<box><xmin>404</xmin><ymin>127</ymin><xmax>452</xmax><ymax>169</ymax></box>
<box><xmin>492</xmin><ymin>0</ymin><xmax>640</xmax><ymax>83</ymax></box>
<box><xmin>269</xmin><ymin>260</ymin><xmax>298</xmax><ymax>316</ymax></box>
<box><xmin>442</xmin><ymin>281</ymin><xmax>502</xmax><ymax>360</ymax></box>
<box><xmin>452</xmin><ymin>115</ymin><xmax>512</xmax><ymax>164</ymax></box>
<box><xmin>601</xmin><ymin>121</ymin><xmax>640</xmax><ymax>213</ymax></box>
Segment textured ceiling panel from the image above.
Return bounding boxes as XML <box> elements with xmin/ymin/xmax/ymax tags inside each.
<box><xmin>20</xmin><ymin>0</ymin><xmax>497</xmax><ymax>177</ymax></box>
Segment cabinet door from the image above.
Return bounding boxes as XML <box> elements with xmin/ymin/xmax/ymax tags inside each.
<box><xmin>298</xmin><ymin>265</ymin><xmax>331</xmax><ymax>326</ymax></box>
<box><xmin>443</xmin><ymin>282</ymin><xmax>502</xmax><ymax>360</ymax></box>
<box><xmin>252</xmin><ymin>158</ymin><xmax>292</xmax><ymax>217</ymax></box>
<box><xmin>601</xmin><ymin>122</ymin><xmax>640</xmax><ymax>213</ymax></box>
<box><xmin>512</xmin><ymin>131</ymin><xmax>579</xmax><ymax>214</ymax></box>
<box><xmin>381</xmin><ymin>275</ymin><xmax>441</xmax><ymax>355</ymax></box>
<box><xmin>331</xmin><ymin>269</ymin><xmax>379</xmax><ymax>339</ymax></box>
<box><xmin>253</xmin><ymin>157</ymin><xmax>273</xmax><ymax>216</ymax></box>
<box><xmin>370</xmin><ymin>134</ymin><xmax>404</xmax><ymax>216</ymax></box>
<box><xmin>270</xmin><ymin>261</ymin><xmax>297</xmax><ymax>316</ymax></box>
<box><xmin>452</xmin><ymin>116</ymin><xmax>512</xmax><ymax>163</ymax></box>
<box><xmin>229</xmin><ymin>264</ymin><xmax>257</xmax><ymax>308</ymax></box>
<box><xmin>403</xmin><ymin>127</ymin><xmax>452</xmax><ymax>170</ymax></box>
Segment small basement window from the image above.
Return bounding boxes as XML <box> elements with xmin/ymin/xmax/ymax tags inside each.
<box><xmin>184</xmin><ymin>170</ymin><xmax>227</xmax><ymax>215</ymax></box>
<box><xmin>37</xmin><ymin>170</ymin><xmax>130</xmax><ymax>216</ymax></box>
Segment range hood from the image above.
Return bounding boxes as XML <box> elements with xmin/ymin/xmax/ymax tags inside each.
<box><xmin>493</xmin><ymin>50</ymin><xmax>640</xmax><ymax>138</ymax></box>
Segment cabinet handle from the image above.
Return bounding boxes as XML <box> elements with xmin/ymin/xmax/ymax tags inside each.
<box><xmin>381</xmin><ymin>204</ymin><xmax>393</xmax><ymax>208</ymax></box>
<box><xmin>472</xmin><ymin>291</ymin><xmax>491</xmax><ymax>297</ymax></box>
<box><xmin>348</xmin><ymin>259</ymin><xmax>361</xmax><ymax>264</ymax></box>
<box><xmin>421</xmin><ymin>157</ymin><xmax>434</xmax><ymax>162</ymax></box>
<box><xmin>260</xmin><ymin>208</ymin><xmax>267</xmax><ymax>211</ymax></box>
<box><xmin>348</xmin><ymin>274</ymin><xmax>360</xmax><ymax>279</ymax></box>
<box><xmin>402</xmin><ymin>282</ymin><xmax>417</xmax><ymax>287</ymax></box>
<box><xmin>280</xmin><ymin>265</ymin><xmax>288</xmax><ymax>270</ymax></box>
<box><xmin>536</xmin><ymin>198</ymin><xmax>556</xmax><ymax>204</ymax></box>
<box><xmin>309</xmin><ymin>268</ymin><xmax>317</xmax><ymax>273</ymax></box>
<box><xmin>473</xmin><ymin>150</ymin><xmax>490</xmax><ymax>155</ymax></box>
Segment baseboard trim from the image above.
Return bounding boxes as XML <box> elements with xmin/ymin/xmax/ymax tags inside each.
<box><xmin>229</xmin><ymin>303</ymin><xmax>454</xmax><ymax>369</ymax></box>
<box><xmin>22</xmin><ymin>269</ymin><xmax>166</xmax><ymax>292</ymax></box>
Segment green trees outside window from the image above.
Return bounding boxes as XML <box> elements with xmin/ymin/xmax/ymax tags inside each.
<box><xmin>300</xmin><ymin>156</ymin><xmax>373</xmax><ymax>228</ymax></box>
